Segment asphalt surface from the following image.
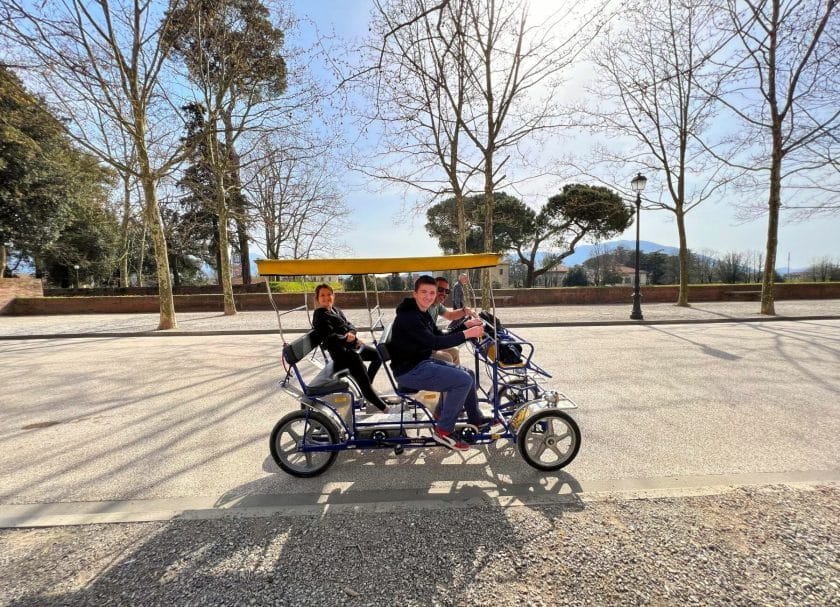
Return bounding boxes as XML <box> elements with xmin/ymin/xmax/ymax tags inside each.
<box><xmin>2</xmin><ymin>298</ymin><xmax>839</xmax><ymax>338</ymax></box>
<box><xmin>1</xmin><ymin>299</ymin><xmax>838</xmax><ymax>514</ymax></box>
<box><xmin>1</xmin><ymin>300</ymin><xmax>838</xmax><ymax>605</ymax></box>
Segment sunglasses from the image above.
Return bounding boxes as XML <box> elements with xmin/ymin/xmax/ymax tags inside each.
<box><xmin>437</xmin><ymin>287</ymin><xmax>450</xmax><ymax>294</ymax></box>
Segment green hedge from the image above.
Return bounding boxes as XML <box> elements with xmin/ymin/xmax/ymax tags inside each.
<box><xmin>268</xmin><ymin>280</ymin><xmax>343</xmax><ymax>294</ymax></box>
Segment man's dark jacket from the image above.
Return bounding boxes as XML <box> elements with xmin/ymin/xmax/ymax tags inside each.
<box><xmin>389</xmin><ymin>297</ymin><xmax>466</xmax><ymax>376</ymax></box>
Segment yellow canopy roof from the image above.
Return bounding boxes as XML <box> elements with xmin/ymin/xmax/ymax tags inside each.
<box><xmin>256</xmin><ymin>253</ymin><xmax>501</xmax><ymax>276</ymax></box>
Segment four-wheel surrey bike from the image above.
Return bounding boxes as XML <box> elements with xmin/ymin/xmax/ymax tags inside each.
<box><xmin>256</xmin><ymin>254</ymin><xmax>581</xmax><ymax>477</ymax></box>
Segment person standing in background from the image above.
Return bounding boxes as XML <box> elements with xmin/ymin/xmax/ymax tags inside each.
<box><xmin>452</xmin><ymin>272</ymin><xmax>474</xmax><ymax>310</ymax></box>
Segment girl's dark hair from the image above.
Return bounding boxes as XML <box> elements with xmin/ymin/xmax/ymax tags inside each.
<box><xmin>314</xmin><ymin>283</ymin><xmax>333</xmax><ymax>298</ymax></box>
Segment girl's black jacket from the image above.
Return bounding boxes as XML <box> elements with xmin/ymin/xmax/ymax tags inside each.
<box><xmin>312</xmin><ymin>306</ymin><xmax>357</xmax><ymax>353</ymax></box>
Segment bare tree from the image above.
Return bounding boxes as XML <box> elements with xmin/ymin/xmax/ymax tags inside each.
<box><xmin>460</xmin><ymin>0</ymin><xmax>610</xmax><ymax>304</ymax></box>
<box><xmin>806</xmin><ymin>256</ymin><xmax>840</xmax><ymax>281</ymax></box>
<box><xmin>165</xmin><ymin>0</ymin><xmax>290</xmax><ymax>289</ymax></box>
<box><xmin>690</xmin><ymin>248</ymin><xmax>719</xmax><ymax>283</ymax></box>
<box><xmin>585</xmin><ymin>242</ymin><xmax>611</xmax><ymax>287</ymax></box>
<box><xmin>706</xmin><ymin>0</ymin><xmax>839</xmax><ymax>314</ymax></box>
<box><xmin>715</xmin><ymin>250</ymin><xmax>747</xmax><ymax>283</ymax></box>
<box><xmin>584</xmin><ymin>0</ymin><xmax>734</xmax><ymax>307</ymax></box>
<box><xmin>364</xmin><ymin>0</ymin><xmax>611</xmax><ymax>304</ymax></box>
<box><xmin>3</xmin><ymin>0</ymin><xmax>184</xmax><ymax>328</ymax></box>
<box><xmin>744</xmin><ymin>249</ymin><xmax>764</xmax><ymax>283</ymax></box>
<box><xmin>115</xmin><ymin>151</ymin><xmax>139</xmax><ymax>287</ymax></box>
<box><xmin>244</xmin><ymin>136</ymin><xmax>351</xmax><ymax>260</ymax></box>
<box><xmin>362</xmin><ymin>0</ymin><xmax>478</xmax><ymax>257</ymax></box>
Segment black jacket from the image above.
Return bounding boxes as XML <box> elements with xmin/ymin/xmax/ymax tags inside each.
<box><xmin>312</xmin><ymin>306</ymin><xmax>357</xmax><ymax>354</ymax></box>
<box><xmin>389</xmin><ymin>297</ymin><xmax>465</xmax><ymax>376</ymax></box>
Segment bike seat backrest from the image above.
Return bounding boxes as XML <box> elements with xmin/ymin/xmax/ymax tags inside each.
<box><xmin>376</xmin><ymin>322</ymin><xmax>394</xmax><ymax>362</ymax></box>
<box><xmin>283</xmin><ymin>330</ymin><xmax>320</xmax><ymax>366</ymax></box>
<box><xmin>283</xmin><ymin>330</ymin><xmax>349</xmax><ymax>395</ymax></box>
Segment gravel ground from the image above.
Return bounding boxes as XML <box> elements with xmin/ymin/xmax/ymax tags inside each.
<box><xmin>1</xmin><ymin>484</ymin><xmax>838</xmax><ymax>606</ymax></box>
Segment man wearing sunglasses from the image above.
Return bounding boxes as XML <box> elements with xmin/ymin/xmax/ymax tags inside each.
<box><xmin>427</xmin><ymin>276</ymin><xmax>478</xmax><ymax>366</ymax></box>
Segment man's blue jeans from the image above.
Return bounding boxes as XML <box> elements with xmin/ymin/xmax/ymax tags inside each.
<box><xmin>396</xmin><ymin>358</ymin><xmax>481</xmax><ymax>432</ymax></box>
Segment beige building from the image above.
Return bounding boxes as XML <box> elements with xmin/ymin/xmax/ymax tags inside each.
<box><xmin>491</xmin><ymin>263</ymin><xmax>511</xmax><ymax>288</ymax></box>
<box><xmin>616</xmin><ymin>265</ymin><xmax>649</xmax><ymax>286</ymax></box>
<box><xmin>537</xmin><ymin>265</ymin><xmax>571</xmax><ymax>287</ymax></box>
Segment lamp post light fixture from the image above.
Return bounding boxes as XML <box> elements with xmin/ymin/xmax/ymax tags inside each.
<box><xmin>629</xmin><ymin>172</ymin><xmax>647</xmax><ymax>320</ymax></box>
<box><xmin>73</xmin><ymin>264</ymin><xmax>80</xmax><ymax>289</ymax></box>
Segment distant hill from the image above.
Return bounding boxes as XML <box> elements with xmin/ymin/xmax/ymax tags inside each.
<box><xmin>248</xmin><ymin>242</ymin><xmax>803</xmax><ymax>277</ymax></box>
<box><xmin>524</xmin><ymin>241</ymin><xmax>802</xmax><ymax>276</ymax></box>
<box><xmin>526</xmin><ymin>240</ymin><xmax>680</xmax><ymax>267</ymax></box>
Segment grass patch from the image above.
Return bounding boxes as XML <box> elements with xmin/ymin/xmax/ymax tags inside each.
<box><xmin>268</xmin><ymin>280</ymin><xmax>343</xmax><ymax>294</ymax></box>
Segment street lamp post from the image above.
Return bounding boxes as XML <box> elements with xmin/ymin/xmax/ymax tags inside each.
<box><xmin>73</xmin><ymin>264</ymin><xmax>80</xmax><ymax>289</ymax></box>
<box><xmin>630</xmin><ymin>172</ymin><xmax>647</xmax><ymax>320</ymax></box>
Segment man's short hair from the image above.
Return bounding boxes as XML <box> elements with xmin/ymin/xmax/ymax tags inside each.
<box><xmin>414</xmin><ymin>275</ymin><xmax>436</xmax><ymax>291</ymax></box>
<box><xmin>435</xmin><ymin>276</ymin><xmax>449</xmax><ymax>284</ymax></box>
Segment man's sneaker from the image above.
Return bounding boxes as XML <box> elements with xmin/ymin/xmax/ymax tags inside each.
<box><xmin>470</xmin><ymin>417</ymin><xmax>504</xmax><ymax>433</ymax></box>
<box><xmin>430</xmin><ymin>426</ymin><xmax>471</xmax><ymax>451</ymax></box>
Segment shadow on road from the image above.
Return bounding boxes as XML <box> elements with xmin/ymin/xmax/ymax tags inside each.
<box><xmin>5</xmin><ymin>450</ymin><xmax>585</xmax><ymax>607</ymax></box>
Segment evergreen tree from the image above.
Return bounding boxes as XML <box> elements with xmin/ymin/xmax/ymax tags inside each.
<box><xmin>563</xmin><ymin>266</ymin><xmax>590</xmax><ymax>287</ymax></box>
<box><xmin>426</xmin><ymin>186</ymin><xmax>632</xmax><ymax>287</ymax></box>
<box><xmin>0</xmin><ymin>66</ymin><xmax>112</xmax><ymax>282</ymax></box>
<box><xmin>165</xmin><ymin>0</ymin><xmax>288</xmax><ymax>284</ymax></box>
<box><xmin>174</xmin><ymin>103</ymin><xmax>231</xmax><ymax>284</ymax></box>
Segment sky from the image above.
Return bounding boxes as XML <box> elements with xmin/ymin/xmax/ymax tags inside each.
<box><xmin>287</xmin><ymin>0</ymin><xmax>839</xmax><ymax>270</ymax></box>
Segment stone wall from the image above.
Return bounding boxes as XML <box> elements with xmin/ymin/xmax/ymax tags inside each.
<box><xmin>0</xmin><ymin>275</ymin><xmax>44</xmax><ymax>314</ymax></box>
<box><xmin>43</xmin><ymin>283</ymin><xmax>270</xmax><ymax>297</ymax></box>
<box><xmin>3</xmin><ymin>282</ymin><xmax>839</xmax><ymax>315</ymax></box>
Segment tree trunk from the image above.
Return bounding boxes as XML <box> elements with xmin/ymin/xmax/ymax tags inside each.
<box><xmin>119</xmin><ymin>173</ymin><xmax>131</xmax><ymax>288</ymax></box>
<box><xmin>761</xmin><ymin>10</ymin><xmax>782</xmax><ymax>317</ymax></box>
<box><xmin>211</xmin><ymin>123</ymin><xmax>237</xmax><ymax>316</ymax></box>
<box><xmin>132</xmin><ymin>95</ymin><xmax>176</xmax><ymax>328</ymax></box>
<box><xmin>170</xmin><ymin>248</ymin><xmax>181</xmax><ymax>287</ymax></box>
<box><xmin>216</xmin><ymin>196</ymin><xmax>237</xmax><ymax>315</ymax></box>
<box><xmin>481</xmin><ymin>148</ymin><xmax>494</xmax><ymax>308</ymax></box>
<box><xmin>211</xmin><ymin>214</ymin><xmax>222</xmax><ymax>285</ymax></box>
<box><xmin>481</xmin><ymin>199</ymin><xmax>492</xmax><ymax>307</ymax></box>
<box><xmin>137</xmin><ymin>222</ymin><xmax>146</xmax><ymax>287</ymax></box>
<box><xmin>761</xmin><ymin>142</ymin><xmax>782</xmax><ymax>316</ymax></box>
<box><xmin>525</xmin><ymin>265</ymin><xmax>535</xmax><ymax>288</ymax></box>
<box><xmin>223</xmin><ymin>112</ymin><xmax>250</xmax><ymax>285</ymax></box>
<box><xmin>456</xmin><ymin>191</ymin><xmax>466</xmax><ymax>255</ymax></box>
<box><xmin>676</xmin><ymin>209</ymin><xmax>690</xmax><ymax>307</ymax></box>
<box><xmin>139</xmin><ymin>171</ymin><xmax>177</xmax><ymax>329</ymax></box>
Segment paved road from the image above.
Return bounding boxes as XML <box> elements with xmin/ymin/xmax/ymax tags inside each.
<box><xmin>1</xmin><ymin>314</ymin><xmax>838</xmax><ymax>525</ymax></box>
<box><xmin>2</xmin><ymin>306</ymin><xmax>839</xmax><ymax>606</ymax></box>
<box><xmin>2</xmin><ymin>298</ymin><xmax>839</xmax><ymax>338</ymax></box>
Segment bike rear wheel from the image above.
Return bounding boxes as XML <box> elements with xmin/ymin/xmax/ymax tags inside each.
<box><xmin>270</xmin><ymin>409</ymin><xmax>339</xmax><ymax>477</ymax></box>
